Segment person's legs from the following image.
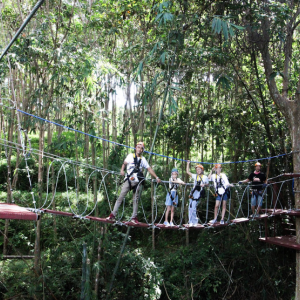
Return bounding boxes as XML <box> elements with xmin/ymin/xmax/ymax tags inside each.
<box><xmin>188</xmin><ymin>199</ymin><xmax>193</xmax><ymax>224</ymax></box>
<box><xmin>170</xmin><ymin>206</ymin><xmax>175</xmax><ymax>223</ymax></box>
<box><xmin>214</xmin><ymin>200</ymin><xmax>221</xmax><ymax>220</ymax></box>
<box><xmin>191</xmin><ymin>201</ymin><xmax>198</xmax><ymax>224</ymax></box>
<box><xmin>251</xmin><ymin>194</ymin><xmax>257</xmax><ymax>215</ymax></box>
<box><xmin>132</xmin><ymin>182</ymin><xmax>140</xmax><ymax>218</ymax></box>
<box><xmin>112</xmin><ymin>180</ymin><xmax>131</xmax><ymax>216</ymax></box>
<box><xmin>256</xmin><ymin>195</ymin><xmax>263</xmax><ymax>214</ymax></box>
<box><xmin>165</xmin><ymin>206</ymin><xmax>171</xmax><ymax>222</ymax></box>
<box><xmin>221</xmin><ymin>200</ymin><xmax>227</xmax><ymax>220</ymax></box>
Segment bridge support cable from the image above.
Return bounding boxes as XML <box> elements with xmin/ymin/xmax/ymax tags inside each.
<box><xmin>0</xmin><ymin>0</ymin><xmax>46</xmax><ymax>62</ymax></box>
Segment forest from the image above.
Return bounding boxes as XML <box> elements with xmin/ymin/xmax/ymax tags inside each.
<box><xmin>0</xmin><ymin>0</ymin><xmax>300</xmax><ymax>299</ymax></box>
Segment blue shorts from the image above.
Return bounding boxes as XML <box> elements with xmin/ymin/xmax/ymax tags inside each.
<box><xmin>165</xmin><ymin>191</ymin><xmax>178</xmax><ymax>206</ymax></box>
<box><xmin>251</xmin><ymin>195</ymin><xmax>263</xmax><ymax>207</ymax></box>
<box><xmin>216</xmin><ymin>193</ymin><xmax>228</xmax><ymax>201</ymax></box>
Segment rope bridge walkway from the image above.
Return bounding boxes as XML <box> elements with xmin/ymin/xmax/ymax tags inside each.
<box><xmin>1</xmin><ymin>90</ymin><xmax>300</xmax><ymax>249</ymax></box>
<box><xmin>1</xmin><ymin>138</ymin><xmax>300</xmax><ymax>250</ymax></box>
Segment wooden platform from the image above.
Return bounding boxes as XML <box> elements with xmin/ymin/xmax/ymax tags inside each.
<box><xmin>231</xmin><ymin>217</ymin><xmax>249</xmax><ymax>224</ymax></box>
<box><xmin>183</xmin><ymin>223</ymin><xmax>206</xmax><ymax>229</ymax></box>
<box><xmin>0</xmin><ymin>203</ymin><xmax>39</xmax><ymax>221</ymax></box>
<box><xmin>259</xmin><ymin>236</ymin><xmax>300</xmax><ymax>250</ymax></box>
<box><xmin>282</xmin><ymin>173</ymin><xmax>300</xmax><ymax>178</ymax></box>
<box><xmin>261</xmin><ymin>209</ymin><xmax>288</xmax><ymax>216</ymax></box>
<box><xmin>155</xmin><ymin>224</ymin><xmax>181</xmax><ymax>230</ymax></box>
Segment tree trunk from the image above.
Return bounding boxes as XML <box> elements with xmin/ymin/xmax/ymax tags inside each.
<box><xmin>292</xmin><ymin>116</ymin><xmax>300</xmax><ymax>299</ymax></box>
<box><xmin>34</xmin><ymin>124</ymin><xmax>45</xmax><ymax>274</ymax></box>
<box><xmin>94</xmin><ymin>226</ymin><xmax>104</xmax><ymax>297</ymax></box>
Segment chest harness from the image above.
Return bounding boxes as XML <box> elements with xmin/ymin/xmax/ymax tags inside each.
<box><xmin>189</xmin><ymin>175</ymin><xmax>205</xmax><ymax>201</ymax></box>
<box><xmin>125</xmin><ymin>153</ymin><xmax>144</xmax><ymax>192</ymax></box>
<box><xmin>168</xmin><ymin>178</ymin><xmax>179</xmax><ymax>202</ymax></box>
<box><xmin>215</xmin><ymin>173</ymin><xmax>230</xmax><ymax>198</ymax></box>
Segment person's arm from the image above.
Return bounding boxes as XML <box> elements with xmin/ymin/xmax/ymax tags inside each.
<box><xmin>223</xmin><ymin>174</ymin><xmax>234</xmax><ymax>188</ymax></box>
<box><xmin>120</xmin><ymin>161</ymin><xmax>127</xmax><ymax>176</ymax></box>
<box><xmin>147</xmin><ymin>166</ymin><xmax>161</xmax><ymax>183</ymax></box>
<box><xmin>173</xmin><ymin>178</ymin><xmax>185</xmax><ymax>185</ymax></box>
<box><xmin>186</xmin><ymin>160</ymin><xmax>193</xmax><ymax>177</ymax></box>
<box><xmin>239</xmin><ymin>178</ymin><xmax>250</xmax><ymax>184</ymax></box>
<box><xmin>208</xmin><ymin>167</ymin><xmax>215</xmax><ymax>180</ymax></box>
<box><xmin>263</xmin><ymin>174</ymin><xmax>267</xmax><ymax>183</ymax></box>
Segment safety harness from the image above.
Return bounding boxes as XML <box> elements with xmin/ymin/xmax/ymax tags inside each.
<box><xmin>125</xmin><ymin>153</ymin><xmax>144</xmax><ymax>192</ymax></box>
<box><xmin>215</xmin><ymin>173</ymin><xmax>230</xmax><ymax>198</ymax></box>
<box><xmin>189</xmin><ymin>175</ymin><xmax>206</xmax><ymax>201</ymax></box>
<box><xmin>251</xmin><ymin>172</ymin><xmax>266</xmax><ymax>199</ymax></box>
<box><xmin>168</xmin><ymin>178</ymin><xmax>179</xmax><ymax>203</ymax></box>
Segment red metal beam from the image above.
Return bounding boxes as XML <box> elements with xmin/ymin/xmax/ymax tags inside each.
<box><xmin>0</xmin><ymin>203</ymin><xmax>38</xmax><ymax>221</ymax></box>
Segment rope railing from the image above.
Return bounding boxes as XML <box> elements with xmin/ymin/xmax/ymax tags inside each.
<box><xmin>1</xmin><ymin>134</ymin><xmax>300</xmax><ymax>228</ymax></box>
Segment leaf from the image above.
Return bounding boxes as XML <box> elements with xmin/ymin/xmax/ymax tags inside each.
<box><xmin>230</xmin><ymin>24</ymin><xmax>245</xmax><ymax>30</ymax></box>
<box><xmin>170</xmin><ymin>85</ymin><xmax>181</xmax><ymax>91</ymax></box>
<box><xmin>160</xmin><ymin>52</ymin><xmax>166</xmax><ymax>64</ymax></box>
<box><xmin>221</xmin><ymin>21</ymin><xmax>228</xmax><ymax>40</ymax></box>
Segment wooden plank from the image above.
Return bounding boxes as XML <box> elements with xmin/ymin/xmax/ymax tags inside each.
<box><xmin>155</xmin><ymin>224</ymin><xmax>181</xmax><ymax>230</ymax></box>
<box><xmin>85</xmin><ymin>216</ymin><xmax>115</xmax><ymax>224</ymax></box>
<box><xmin>231</xmin><ymin>217</ymin><xmax>249</xmax><ymax>224</ymax></box>
<box><xmin>0</xmin><ymin>203</ymin><xmax>38</xmax><ymax>221</ymax></box>
<box><xmin>206</xmin><ymin>222</ymin><xmax>228</xmax><ymax>227</ymax></box>
<box><xmin>285</xmin><ymin>210</ymin><xmax>300</xmax><ymax>217</ymax></box>
<box><xmin>282</xmin><ymin>173</ymin><xmax>300</xmax><ymax>178</ymax></box>
<box><xmin>122</xmin><ymin>221</ymin><xmax>150</xmax><ymax>228</ymax></box>
<box><xmin>261</xmin><ymin>209</ymin><xmax>287</xmax><ymax>215</ymax></box>
<box><xmin>259</xmin><ymin>236</ymin><xmax>300</xmax><ymax>250</ymax></box>
<box><xmin>182</xmin><ymin>224</ymin><xmax>206</xmax><ymax>229</ymax></box>
<box><xmin>253</xmin><ymin>213</ymin><xmax>269</xmax><ymax>219</ymax></box>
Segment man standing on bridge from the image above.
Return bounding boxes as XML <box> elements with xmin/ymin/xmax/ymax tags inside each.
<box><xmin>239</xmin><ymin>162</ymin><xmax>267</xmax><ymax>216</ymax></box>
<box><xmin>106</xmin><ymin>142</ymin><xmax>161</xmax><ymax>223</ymax></box>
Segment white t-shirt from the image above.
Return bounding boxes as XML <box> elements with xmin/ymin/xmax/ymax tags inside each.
<box><xmin>124</xmin><ymin>153</ymin><xmax>150</xmax><ymax>175</ymax></box>
<box><xmin>191</xmin><ymin>174</ymin><xmax>209</xmax><ymax>189</ymax></box>
<box><xmin>210</xmin><ymin>173</ymin><xmax>230</xmax><ymax>189</ymax></box>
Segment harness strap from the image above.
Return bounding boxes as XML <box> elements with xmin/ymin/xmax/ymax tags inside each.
<box><xmin>190</xmin><ymin>175</ymin><xmax>204</xmax><ymax>201</ymax></box>
<box><xmin>125</xmin><ymin>153</ymin><xmax>142</xmax><ymax>191</ymax></box>
<box><xmin>169</xmin><ymin>178</ymin><xmax>179</xmax><ymax>201</ymax></box>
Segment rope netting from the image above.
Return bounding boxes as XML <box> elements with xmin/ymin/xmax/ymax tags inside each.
<box><xmin>1</xmin><ymin>136</ymin><xmax>299</xmax><ymax>229</ymax></box>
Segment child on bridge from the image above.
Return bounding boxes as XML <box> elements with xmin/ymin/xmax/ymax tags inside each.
<box><xmin>163</xmin><ymin>168</ymin><xmax>185</xmax><ymax>226</ymax></box>
<box><xmin>186</xmin><ymin>161</ymin><xmax>209</xmax><ymax>226</ymax></box>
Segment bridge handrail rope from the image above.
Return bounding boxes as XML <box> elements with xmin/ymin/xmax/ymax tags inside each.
<box><xmin>83</xmin><ymin>171</ymin><xmax>109</xmax><ymax>218</ymax></box>
<box><xmin>178</xmin><ymin>184</ymin><xmax>187</xmax><ymax>227</ymax></box>
<box><xmin>1</xmin><ymin>102</ymin><xmax>298</xmax><ymax>165</ymax></box>
<box><xmin>2</xmin><ymin>130</ymin><xmax>300</xmax><ymax>225</ymax></box>
<box><xmin>43</xmin><ymin>159</ymin><xmax>66</xmax><ymax>210</ymax></box>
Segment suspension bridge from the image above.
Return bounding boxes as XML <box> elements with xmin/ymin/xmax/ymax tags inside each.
<box><xmin>1</xmin><ymin>135</ymin><xmax>299</xmax><ymax>251</ymax></box>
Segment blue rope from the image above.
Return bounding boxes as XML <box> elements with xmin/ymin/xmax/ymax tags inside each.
<box><xmin>16</xmin><ymin>108</ymin><xmax>293</xmax><ymax>165</ymax></box>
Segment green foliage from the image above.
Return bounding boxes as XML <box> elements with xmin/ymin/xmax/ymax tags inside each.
<box><xmin>0</xmin><ymin>0</ymin><xmax>298</xmax><ymax>298</ymax></box>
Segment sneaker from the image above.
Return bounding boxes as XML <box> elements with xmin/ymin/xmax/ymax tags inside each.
<box><xmin>189</xmin><ymin>223</ymin><xmax>194</xmax><ymax>227</ymax></box>
<box><xmin>163</xmin><ymin>221</ymin><xmax>170</xmax><ymax>226</ymax></box>
<box><xmin>131</xmin><ymin>217</ymin><xmax>139</xmax><ymax>224</ymax></box>
<box><xmin>210</xmin><ymin>219</ymin><xmax>217</xmax><ymax>224</ymax></box>
<box><xmin>106</xmin><ymin>213</ymin><xmax>115</xmax><ymax>221</ymax></box>
<box><xmin>220</xmin><ymin>219</ymin><xmax>225</xmax><ymax>225</ymax></box>
<box><xmin>169</xmin><ymin>222</ymin><xmax>174</xmax><ymax>226</ymax></box>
